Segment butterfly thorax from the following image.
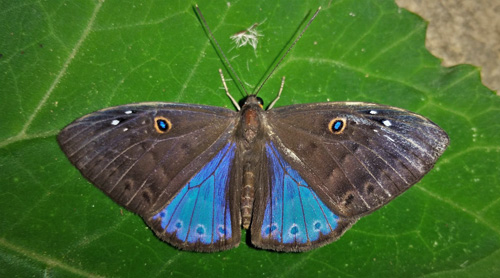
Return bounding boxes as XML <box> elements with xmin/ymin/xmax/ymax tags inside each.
<box><xmin>237</xmin><ymin>95</ymin><xmax>266</xmax><ymax>229</ymax></box>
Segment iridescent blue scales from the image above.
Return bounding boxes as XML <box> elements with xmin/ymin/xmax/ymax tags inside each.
<box><xmin>260</xmin><ymin>143</ymin><xmax>339</xmax><ymax>244</ymax></box>
<box><xmin>57</xmin><ymin>98</ymin><xmax>449</xmax><ymax>252</ymax></box>
<box><xmin>152</xmin><ymin>143</ymin><xmax>236</xmax><ymax>245</ymax></box>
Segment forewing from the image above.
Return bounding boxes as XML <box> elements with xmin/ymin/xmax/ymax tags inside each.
<box><xmin>58</xmin><ymin>102</ymin><xmax>241</xmax><ymax>251</ymax></box>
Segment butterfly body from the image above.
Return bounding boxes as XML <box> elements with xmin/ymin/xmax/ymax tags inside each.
<box><xmin>236</xmin><ymin>96</ymin><xmax>266</xmax><ymax>229</ymax></box>
<box><xmin>58</xmin><ymin>95</ymin><xmax>449</xmax><ymax>252</ymax></box>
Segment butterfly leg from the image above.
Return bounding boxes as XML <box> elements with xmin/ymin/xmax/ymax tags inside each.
<box><xmin>267</xmin><ymin>76</ymin><xmax>285</xmax><ymax>110</ymax></box>
<box><xmin>218</xmin><ymin>69</ymin><xmax>241</xmax><ymax>111</ymax></box>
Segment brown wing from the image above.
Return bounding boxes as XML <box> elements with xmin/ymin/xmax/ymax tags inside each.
<box><xmin>58</xmin><ymin>102</ymin><xmax>242</xmax><ymax>251</ymax></box>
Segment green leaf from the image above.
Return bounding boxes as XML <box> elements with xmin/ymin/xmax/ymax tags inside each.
<box><xmin>1</xmin><ymin>0</ymin><xmax>499</xmax><ymax>277</ymax></box>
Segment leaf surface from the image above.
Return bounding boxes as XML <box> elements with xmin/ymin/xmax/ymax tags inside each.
<box><xmin>1</xmin><ymin>0</ymin><xmax>499</xmax><ymax>277</ymax></box>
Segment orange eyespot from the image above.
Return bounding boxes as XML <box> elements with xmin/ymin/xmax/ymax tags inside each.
<box><xmin>328</xmin><ymin>118</ymin><xmax>346</xmax><ymax>134</ymax></box>
<box><xmin>154</xmin><ymin>116</ymin><xmax>172</xmax><ymax>133</ymax></box>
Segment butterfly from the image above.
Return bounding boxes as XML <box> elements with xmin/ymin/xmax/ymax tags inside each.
<box><xmin>57</xmin><ymin>7</ymin><xmax>449</xmax><ymax>252</ymax></box>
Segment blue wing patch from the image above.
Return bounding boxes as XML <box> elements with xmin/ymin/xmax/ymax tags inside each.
<box><xmin>152</xmin><ymin>142</ymin><xmax>235</xmax><ymax>245</ymax></box>
<box><xmin>261</xmin><ymin>142</ymin><xmax>339</xmax><ymax>244</ymax></box>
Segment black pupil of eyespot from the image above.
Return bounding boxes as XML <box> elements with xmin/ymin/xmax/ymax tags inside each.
<box><xmin>157</xmin><ymin>119</ymin><xmax>168</xmax><ymax>131</ymax></box>
<box><xmin>333</xmin><ymin>120</ymin><xmax>343</xmax><ymax>131</ymax></box>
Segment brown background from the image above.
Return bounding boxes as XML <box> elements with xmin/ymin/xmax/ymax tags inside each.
<box><xmin>396</xmin><ymin>0</ymin><xmax>500</xmax><ymax>94</ymax></box>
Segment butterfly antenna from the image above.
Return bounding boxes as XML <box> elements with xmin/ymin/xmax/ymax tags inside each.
<box><xmin>254</xmin><ymin>7</ymin><xmax>321</xmax><ymax>96</ymax></box>
<box><xmin>195</xmin><ymin>5</ymin><xmax>249</xmax><ymax>96</ymax></box>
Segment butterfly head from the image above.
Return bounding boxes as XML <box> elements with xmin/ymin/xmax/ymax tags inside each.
<box><xmin>239</xmin><ymin>95</ymin><xmax>264</xmax><ymax>110</ymax></box>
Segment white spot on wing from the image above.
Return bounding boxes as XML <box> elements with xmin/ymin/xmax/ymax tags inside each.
<box><xmin>382</xmin><ymin>120</ymin><xmax>392</xmax><ymax>127</ymax></box>
<box><xmin>111</xmin><ymin>120</ymin><xmax>120</xmax><ymax>125</ymax></box>
<box><xmin>125</xmin><ymin>110</ymin><xmax>133</xmax><ymax>114</ymax></box>
<box><xmin>369</xmin><ymin>110</ymin><xmax>378</xmax><ymax>115</ymax></box>
<box><xmin>123</xmin><ymin>128</ymin><xmax>128</xmax><ymax>132</ymax></box>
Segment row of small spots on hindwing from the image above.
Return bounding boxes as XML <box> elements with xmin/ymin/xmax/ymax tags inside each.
<box><xmin>265</xmin><ymin>143</ymin><xmax>346</xmax><ymax>246</ymax></box>
<box><xmin>148</xmin><ymin>143</ymin><xmax>236</xmax><ymax>248</ymax></box>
